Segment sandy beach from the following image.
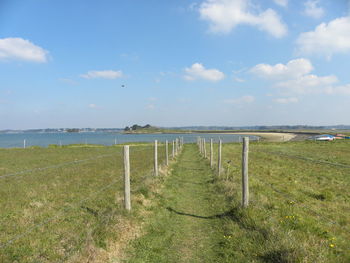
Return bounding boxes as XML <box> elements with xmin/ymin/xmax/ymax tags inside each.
<box><xmin>221</xmin><ymin>132</ymin><xmax>297</xmax><ymax>142</ymax></box>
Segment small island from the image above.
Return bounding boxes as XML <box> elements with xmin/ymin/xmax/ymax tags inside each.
<box><xmin>123</xmin><ymin>124</ymin><xmax>189</xmax><ymax>134</ymax></box>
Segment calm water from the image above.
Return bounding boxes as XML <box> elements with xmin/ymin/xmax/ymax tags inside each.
<box><xmin>0</xmin><ymin>132</ymin><xmax>258</xmax><ymax>148</ymax></box>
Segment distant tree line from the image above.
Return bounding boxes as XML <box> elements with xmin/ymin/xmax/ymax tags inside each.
<box><xmin>124</xmin><ymin>124</ymin><xmax>152</xmax><ymax>131</ymax></box>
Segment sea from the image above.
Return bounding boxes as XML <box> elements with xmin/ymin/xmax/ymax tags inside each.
<box><xmin>0</xmin><ymin>132</ymin><xmax>258</xmax><ymax>148</ymax></box>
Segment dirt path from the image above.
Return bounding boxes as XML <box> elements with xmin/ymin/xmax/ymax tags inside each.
<box><xmin>127</xmin><ymin>145</ymin><xmax>229</xmax><ymax>262</ymax></box>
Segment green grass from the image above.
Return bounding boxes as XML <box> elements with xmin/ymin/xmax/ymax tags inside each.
<box><xmin>124</xmin><ymin>141</ymin><xmax>349</xmax><ymax>262</ymax></box>
<box><xmin>0</xmin><ymin>143</ymin><xmax>167</xmax><ymax>262</ymax></box>
<box><xmin>207</xmin><ymin>140</ymin><xmax>350</xmax><ymax>262</ymax></box>
<box><xmin>1</xmin><ymin>140</ymin><xmax>349</xmax><ymax>262</ymax></box>
<box><xmin>128</xmin><ymin>145</ymin><xmax>229</xmax><ymax>262</ymax></box>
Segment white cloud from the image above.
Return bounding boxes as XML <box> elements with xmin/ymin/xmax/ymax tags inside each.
<box><xmin>251</xmin><ymin>58</ymin><xmax>340</xmax><ymax>94</ymax></box>
<box><xmin>296</xmin><ymin>16</ymin><xmax>350</xmax><ymax>58</ymax></box>
<box><xmin>88</xmin><ymin>104</ymin><xmax>97</xmax><ymax>108</ymax></box>
<box><xmin>251</xmin><ymin>58</ymin><xmax>313</xmax><ymax>80</ymax></box>
<box><xmin>276</xmin><ymin>74</ymin><xmax>337</xmax><ymax>94</ymax></box>
<box><xmin>274</xmin><ymin>97</ymin><xmax>298</xmax><ymax>104</ymax></box>
<box><xmin>224</xmin><ymin>95</ymin><xmax>255</xmax><ymax>104</ymax></box>
<box><xmin>199</xmin><ymin>0</ymin><xmax>287</xmax><ymax>38</ymax></box>
<box><xmin>324</xmin><ymin>84</ymin><xmax>350</xmax><ymax>95</ymax></box>
<box><xmin>0</xmin><ymin>37</ymin><xmax>48</xmax><ymax>63</ymax></box>
<box><xmin>184</xmin><ymin>63</ymin><xmax>224</xmax><ymax>81</ymax></box>
<box><xmin>80</xmin><ymin>70</ymin><xmax>123</xmax><ymax>79</ymax></box>
<box><xmin>274</xmin><ymin>0</ymin><xmax>288</xmax><ymax>7</ymax></box>
<box><xmin>303</xmin><ymin>0</ymin><xmax>324</xmax><ymax>19</ymax></box>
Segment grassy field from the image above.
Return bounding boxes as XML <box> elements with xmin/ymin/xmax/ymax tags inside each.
<box><xmin>0</xmin><ymin>143</ymin><xmax>167</xmax><ymax>262</ymax></box>
<box><xmin>208</xmin><ymin>139</ymin><xmax>350</xmax><ymax>262</ymax></box>
<box><xmin>1</xmin><ymin>140</ymin><xmax>349</xmax><ymax>262</ymax></box>
<box><xmin>124</xmin><ymin>141</ymin><xmax>349</xmax><ymax>262</ymax></box>
<box><xmin>128</xmin><ymin>145</ymin><xmax>228</xmax><ymax>262</ymax></box>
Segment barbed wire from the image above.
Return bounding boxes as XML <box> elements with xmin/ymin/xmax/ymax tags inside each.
<box><xmin>218</xmin><ymin>159</ymin><xmax>339</xmax><ymax>226</ymax></box>
<box><xmin>0</xmin><ymin>146</ymin><xmax>158</xmax><ymax>180</ymax></box>
<box><xmin>0</xmin><ymin>179</ymin><xmax>118</xmax><ymax>250</ymax></box>
<box><xmin>255</xmin><ymin>150</ymin><xmax>350</xmax><ymax>168</ymax></box>
<box><xmin>251</xmin><ymin>175</ymin><xmax>338</xmax><ymax>226</ymax></box>
<box><xmin>0</xmin><ymin>154</ymin><xmax>117</xmax><ymax>180</ymax></box>
<box><xmin>0</xmin><ymin>142</ymin><xmax>176</xmax><ymax>261</ymax></box>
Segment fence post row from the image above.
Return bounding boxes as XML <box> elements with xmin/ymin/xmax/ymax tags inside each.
<box><xmin>242</xmin><ymin>137</ymin><xmax>249</xmax><ymax>208</ymax></box>
<box><xmin>203</xmin><ymin>138</ymin><xmax>207</xmax><ymax>158</ymax></box>
<box><xmin>201</xmin><ymin>137</ymin><xmax>203</xmax><ymax>154</ymax></box>
<box><xmin>217</xmin><ymin>139</ymin><xmax>222</xmax><ymax>176</ymax></box>
<box><xmin>172</xmin><ymin>140</ymin><xmax>175</xmax><ymax>158</ymax></box>
<box><xmin>123</xmin><ymin>145</ymin><xmax>131</xmax><ymax>211</ymax></box>
<box><xmin>165</xmin><ymin>140</ymin><xmax>169</xmax><ymax>166</ymax></box>
<box><xmin>198</xmin><ymin>137</ymin><xmax>200</xmax><ymax>153</ymax></box>
<box><xmin>154</xmin><ymin>140</ymin><xmax>158</xmax><ymax>176</ymax></box>
<box><xmin>210</xmin><ymin>138</ymin><xmax>213</xmax><ymax>168</ymax></box>
<box><xmin>175</xmin><ymin>138</ymin><xmax>179</xmax><ymax>156</ymax></box>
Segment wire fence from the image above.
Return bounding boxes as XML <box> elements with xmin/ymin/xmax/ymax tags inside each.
<box><xmin>0</xmin><ymin>153</ymin><xmax>116</xmax><ymax>180</ymax></box>
<box><xmin>255</xmin><ymin>149</ymin><xmax>350</xmax><ymax>169</ymax></box>
<box><xmin>0</xmin><ymin>139</ymin><xmax>183</xmax><ymax>262</ymax></box>
<box><xmin>197</xmin><ymin>136</ymin><xmax>348</xmax><ymax>228</ymax></box>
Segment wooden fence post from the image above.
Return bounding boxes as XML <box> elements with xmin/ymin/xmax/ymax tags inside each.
<box><xmin>217</xmin><ymin>139</ymin><xmax>222</xmax><ymax>176</ymax></box>
<box><xmin>154</xmin><ymin>140</ymin><xmax>158</xmax><ymax>176</ymax></box>
<box><xmin>242</xmin><ymin>137</ymin><xmax>249</xmax><ymax>208</ymax></box>
<box><xmin>210</xmin><ymin>139</ymin><xmax>213</xmax><ymax>168</ymax></box>
<box><xmin>23</xmin><ymin>139</ymin><xmax>26</xmax><ymax>149</ymax></box>
<box><xmin>175</xmin><ymin>138</ymin><xmax>179</xmax><ymax>156</ymax></box>
<box><xmin>123</xmin><ymin>145</ymin><xmax>131</xmax><ymax>210</ymax></box>
<box><xmin>165</xmin><ymin>140</ymin><xmax>169</xmax><ymax>166</ymax></box>
<box><xmin>203</xmin><ymin>138</ymin><xmax>207</xmax><ymax>158</ymax></box>
<box><xmin>199</xmin><ymin>137</ymin><xmax>202</xmax><ymax>154</ymax></box>
<box><xmin>172</xmin><ymin>140</ymin><xmax>175</xmax><ymax>158</ymax></box>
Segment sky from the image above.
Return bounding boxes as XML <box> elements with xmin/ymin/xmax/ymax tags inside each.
<box><xmin>1</xmin><ymin>0</ymin><xmax>350</xmax><ymax>129</ymax></box>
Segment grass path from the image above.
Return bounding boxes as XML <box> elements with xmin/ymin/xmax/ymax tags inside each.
<box><xmin>128</xmin><ymin>144</ymin><xmax>230</xmax><ymax>262</ymax></box>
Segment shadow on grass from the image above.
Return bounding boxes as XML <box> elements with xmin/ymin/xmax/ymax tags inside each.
<box><xmin>166</xmin><ymin>206</ymin><xmax>297</xmax><ymax>262</ymax></box>
<box><xmin>166</xmin><ymin>206</ymin><xmax>269</xmax><ymax>239</ymax></box>
<box><xmin>258</xmin><ymin>249</ymin><xmax>297</xmax><ymax>263</ymax></box>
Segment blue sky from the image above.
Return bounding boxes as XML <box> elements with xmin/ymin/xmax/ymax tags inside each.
<box><xmin>1</xmin><ymin>0</ymin><xmax>350</xmax><ymax>129</ymax></box>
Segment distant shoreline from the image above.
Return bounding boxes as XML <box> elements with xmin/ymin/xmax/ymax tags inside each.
<box><xmin>123</xmin><ymin>130</ymin><xmax>301</xmax><ymax>142</ymax></box>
